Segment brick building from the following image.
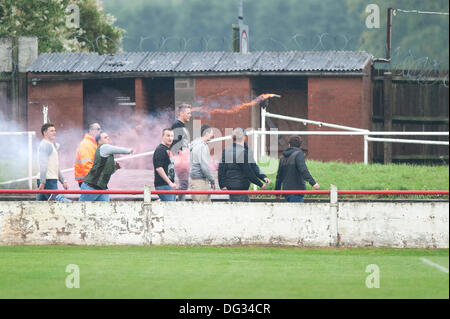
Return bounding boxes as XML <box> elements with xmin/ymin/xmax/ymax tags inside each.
<box><xmin>26</xmin><ymin>51</ymin><xmax>373</xmax><ymax>163</ymax></box>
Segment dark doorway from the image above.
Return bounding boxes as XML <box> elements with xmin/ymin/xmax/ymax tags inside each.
<box><xmin>143</xmin><ymin>77</ymin><xmax>175</xmax><ymax>114</ymax></box>
<box><xmin>83</xmin><ymin>78</ymin><xmax>135</xmax><ymax>133</ymax></box>
<box><xmin>252</xmin><ymin>76</ymin><xmax>308</xmax><ymax>156</ymax></box>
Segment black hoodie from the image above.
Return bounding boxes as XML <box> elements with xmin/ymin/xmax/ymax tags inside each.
<box><xmin>275</xmin><ymin>147</ymin><xmax>316</xmax><ymax>191</ymax></box>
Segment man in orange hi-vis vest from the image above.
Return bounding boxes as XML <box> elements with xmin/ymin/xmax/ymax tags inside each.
<box><xmin>74</xmin><ymin>123</ymin><xmax>101</xmax><ymax>187</ymax></box>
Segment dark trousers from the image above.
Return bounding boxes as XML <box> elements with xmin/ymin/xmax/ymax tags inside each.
<box><xmin>229</xmin><ymin>194</ymin><xmax>250</xmax><ymax>202</ymax></box>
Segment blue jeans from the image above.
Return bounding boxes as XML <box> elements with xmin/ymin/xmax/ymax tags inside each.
<box><xmin>37</xmin><ymin>179</ymin><xmax>72</xmax><ymax>202</ymax></box>
<box><xmin>156</xmin><ymin>185</ymin><xmax>176</xmax><ymax>201</ymax></box>
<box><xmin>78</xmin><ymin>182</ymin><xmax>110</xmax><ymax>202</ymax></box>
<box><xmin>36</xmin><ymin>179</ymin><xmax>57</xmax><ymax>201</ymax></box>
<box><xmin>286</xmin><ymin>194</ymin><xmax>304</xmax><ymax>202</ymax></box>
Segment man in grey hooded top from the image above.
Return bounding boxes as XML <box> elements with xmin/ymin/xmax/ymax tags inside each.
<box><xmin>189</xmin><ymin>124</ymin><xmax>215</xmax><ymax>201</ymax></box>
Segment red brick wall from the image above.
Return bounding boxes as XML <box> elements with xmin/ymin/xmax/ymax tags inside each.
<box><xmin>195</xmin><ymin>77</ymin><xmax>252</xmax><ymax>136</ymax></box>
<box><xmin>307</xmin><ymin>75</ymin><xmax>371</xmax><ymax>163</ymax></box>
<box><xmin>27</xmin><ymin>78</ymin><xmax>83</xmax><ymax>167</ymax></box>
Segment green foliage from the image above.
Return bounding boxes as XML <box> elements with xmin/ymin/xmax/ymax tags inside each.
<box><xmin>0</xmin><ymin>0</ymin><xmax>124</xmax><ymax>54</ymax></box>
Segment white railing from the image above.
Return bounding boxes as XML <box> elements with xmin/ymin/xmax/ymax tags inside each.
<box><xmin>261</xmin><ymin>108</ymin><xmax>371</xmax><ymax>163</ymax></box>
<box><xmin>260</xmin><ymin>109</ymin><xmax>449</xmax><ymax>165</ymax></box>
<box><xmin>0</xmin><ymin>131</ymin><xmax>36</xmax><ymax>189</ymax></box>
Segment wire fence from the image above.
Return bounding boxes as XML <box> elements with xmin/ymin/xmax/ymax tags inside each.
<box><xmin>0</xmin><ymin>32</ymin><xmax>448</xmax><ymax>87</ymax></box>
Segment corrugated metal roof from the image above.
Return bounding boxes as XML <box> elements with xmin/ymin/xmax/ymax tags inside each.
<box><xmin>71</xmin><ymin>53</ymin><xmax>105</xmax><ymax>72</ymax></box>
<box><xmin>252</xmin><ymin>51</ymin><xmax>297</xmax><ymax>72</ymax></box>
<box><xmin>213</xmin><ymin>52</ymin><xmax>263</xmax><ymax>72</ymax></box>
<box><xmin>27</xmin><ymin>51</ymin><xmax>372</xmax><ymax>73</ymax></box>
<box><xmin>174</xmin><ymin>51</ymin><xmax>225</xmax><ymax>72</ymax></box>
<box><xmin>97</xmin><ymin>52</ymin><xmax>149</xmax><ymax>72</ymax></box>
<box><xmin>287</xmin><ymin>51</ymin><xmax>371</xmax><ymax>71</ymax></box>
<box><xmin>137</xmin><ymin>52</ymin><xmax>187</xmax><ymax>72</ymax></box>
<box><xmin>27</xmin><ymin>52</ymin><xmax>82</xmax><ymax>72</ymax></box>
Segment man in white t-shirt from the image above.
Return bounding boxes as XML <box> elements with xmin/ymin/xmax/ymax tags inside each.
<box><xmin>36</xmin><ymin>123</ymin><xmax>70</xmax><ymax>202</ymax></box>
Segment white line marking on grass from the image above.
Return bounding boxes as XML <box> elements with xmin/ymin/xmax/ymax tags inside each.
<box><xmin>420</xmin><ymin>258</ymin><xmax>449</xmax><ymax>274</ymax></box>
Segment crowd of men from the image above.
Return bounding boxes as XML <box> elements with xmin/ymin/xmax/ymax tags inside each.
<box><xmin>36</xmin><ymin>103</ymin><xmax>319</xmax><ymax>203</ymax></box>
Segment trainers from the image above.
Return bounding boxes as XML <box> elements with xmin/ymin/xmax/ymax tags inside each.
<box><xmin>56</xmin><ymin>195</ymin><xmax>72</xmax><ymax>202</ymax></box>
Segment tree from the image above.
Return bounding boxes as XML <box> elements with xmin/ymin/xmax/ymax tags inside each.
<box><xmin>0</xmin><ymin>0</ymin><xmax>124</xmax><ymax>54</ymax></box>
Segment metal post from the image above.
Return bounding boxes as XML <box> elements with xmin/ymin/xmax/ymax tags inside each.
<box><xmin>252</xmin><ymin>130</ymin><xmax>258</xmax><ymax>163</ymax></box>
<box><xmin>386</xmin><ymin>8</ymin><xmax>392</xmax><ymax>60</ymax></box>
<box><xmin>330</xmin><ymin>184</ymin><xmax>339</xmax><ymax>246</ymax></box>
<box><xmin>252</xmin><ymin>130</ymin><xmax>258</xmax><ymax>191</ymax></box>
<box><xmin>261</xmin><ymin>107</ymin><xmax>266</xmax><ymax>157</ymax></box>
<box><xmin>11</xmin><ymin>37</ymin><xmax>20</xmax><ymax>124</ymax></box>
<box><xmin>43</xmin><ymin>105</ymin><xmax>48</xmax><ymax>124</ymax></box>
<box><xmin>383</xmin><ymin>72</ymin><xmax>393</xmax><ymax>164</ymax></box>
<box><xmin>28</xmin><ymin>132</ymin><xmax>33</xmax><ymax>189</ymax></box>
<box><xmin>144</xmin><ymin>185</ymin><xmax>152</xmax><ymax>203</ymax></box>
<box><xmin>364</xmin><ymin>134</ymin><xmax>369</xmax><ymax>165</ymax></box>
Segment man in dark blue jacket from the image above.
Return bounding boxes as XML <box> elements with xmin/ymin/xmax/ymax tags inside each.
<box><xmin>218</xmin><ymin>128</ymin><xmax>267</xmax><ymax>202</ymax></box>
<box><xmin>275</xmin><ymin>136</ymin><xmax>320</xmax><ymax>202</ymax></box>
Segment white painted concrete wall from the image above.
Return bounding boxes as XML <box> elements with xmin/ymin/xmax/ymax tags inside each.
<box><xmin>0</xmin><ymin>201</ymin><xmax>448</xmax><ymax>248</ymax></box>
<box><xmin>338</xmin><ymin>202</ymin><xmax>449</xmax><ymax>248</ymax></box>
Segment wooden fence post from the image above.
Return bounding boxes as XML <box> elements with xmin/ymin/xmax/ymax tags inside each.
<box><xmin>383</xmin><ymin>71</ymin><xmax>393</xmax><ymax>164</ymax></box>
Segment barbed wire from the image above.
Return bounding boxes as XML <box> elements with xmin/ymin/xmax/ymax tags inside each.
<box><xmin>0</xmin><ymin>33</ymin><xmax>449</xmax><ymax>88</ymax></box>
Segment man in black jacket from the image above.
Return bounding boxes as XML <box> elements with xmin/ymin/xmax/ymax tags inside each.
<box><xmin>170</xmin><ymin>103</ymin><xmax>192</xmax><ymax>201</ymax></box>
<box><xmin>275</xmin><ymin>136</ymin><xmax>320</xmax><ymax>202</ymax></box>
<box><xmin>218</xmin><ymin>128</ymin><xmax>268</xmax><ymax>202</ymax></box>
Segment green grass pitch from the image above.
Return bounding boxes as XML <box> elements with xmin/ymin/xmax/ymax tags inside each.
<box><xmin>0</xmin><ymin>246</ymin><xmax>448</xmax><ymax>299</ymax></box>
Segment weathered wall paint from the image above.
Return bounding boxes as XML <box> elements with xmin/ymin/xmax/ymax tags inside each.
<box><xmin>0</xmin><ymin>201</ymin><xmax>448</xmax><ymax>248</ymax></box>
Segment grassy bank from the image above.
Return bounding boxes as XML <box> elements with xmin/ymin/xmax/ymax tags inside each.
<box><xmin>256</xmin><ymin>158</ymin><xmax>449</xmax><ymax>197</ymax></box>
<box><xmin>0</xmin><ymin>159</ymin><xmax>37</xmax><ymax>189</ymax></box>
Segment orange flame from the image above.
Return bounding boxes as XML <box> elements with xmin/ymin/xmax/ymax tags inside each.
<box><xmin>192</xmin><ymin>93</ymin><xmax>281</xmax><ymax>115</ymax></box>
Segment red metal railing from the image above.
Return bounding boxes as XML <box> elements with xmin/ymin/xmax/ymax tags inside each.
<box><xmin>0</xmin><ymin>189</ymin><xmax>448</xmax><ymax>195</ymax></box>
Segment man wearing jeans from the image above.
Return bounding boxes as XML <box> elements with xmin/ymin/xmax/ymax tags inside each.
<box><xmin>170</xmin><ymin>104</ymin><xmax>191</xmax><ymax>201</ymax></box>
<box><xmin>154</xmin><ymin>128</ymin><xmax>178</xmax><ymax>201</ymax></box>
<box><xmin>79</xmin><ymin>131</ymin><xmax>133</xmax><ymax>201</ymax></box>
<box><xmin>36</xmin><ymin>123</ymin><xmax>70</xmax><ymax>202</ymax></box>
